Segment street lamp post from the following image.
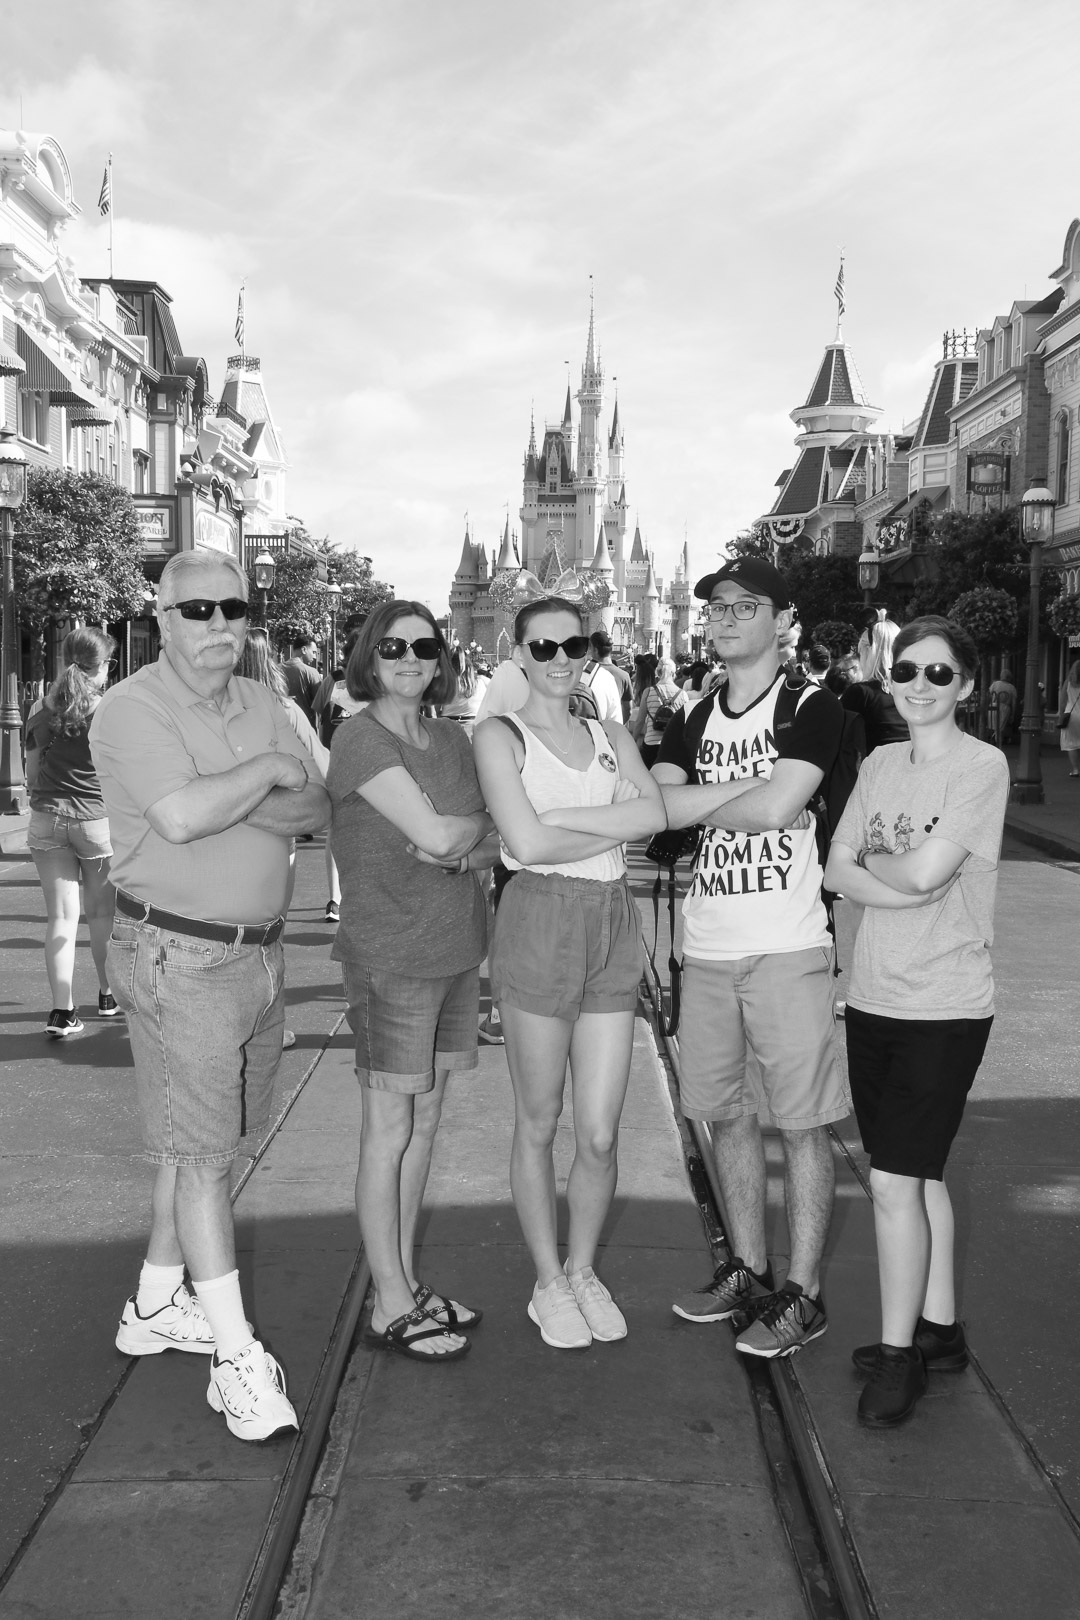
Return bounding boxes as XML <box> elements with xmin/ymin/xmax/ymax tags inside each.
<box><xmin>0</xmin><ymin>427</ymin><xmax>28</xmax><ymax>815</ymax></box>
<box><xmin>325</xmin><ymin>582</ymin><xmax>342</xmax><ymax>671</ymax></box>
<box><xmin>857</xmin><ymin>544</ymin><xmax>881</xmax><ymax>612</ymax></box>
<box><xmin>253</xmin><ymin>548</ymin><xmax>276</xmax><ymax>630</ymax></box>
<box><xmin>1011</xmin><ymin>485</ymin><xmax>1056</xmax><ymax>805</ymax></box>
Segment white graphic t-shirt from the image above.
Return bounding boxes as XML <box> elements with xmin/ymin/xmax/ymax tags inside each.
<box><xmin>658</xmin><ymin>672</ymin><xmax>843</xmax><ymax>960</ymax></box>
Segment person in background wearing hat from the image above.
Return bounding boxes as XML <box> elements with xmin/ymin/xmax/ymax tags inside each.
<box><xmin>90</xmin><ymin>551</ymin><xmax>330</xmax><ymax>1442</ymax></box>
<box><xmin>654</xmin><ymin>557</ymin><xmax>849</xmax><ymax>1360</ymax></box>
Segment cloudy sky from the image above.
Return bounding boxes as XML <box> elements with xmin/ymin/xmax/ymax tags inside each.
<box><xmin>8</xmin><ymin>0</ymin><xmax>1080</xmax><ymax>604</ymax></box>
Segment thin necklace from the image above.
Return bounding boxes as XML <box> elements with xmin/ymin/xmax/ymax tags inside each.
<box><xmin>527</xmin><ymin>715</ymin><xmax>577</xmax><ymax>756</ymax></box>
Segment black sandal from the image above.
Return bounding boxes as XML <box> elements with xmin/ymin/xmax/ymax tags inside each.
<box><xmin>363</xmin><ymin>1305</ymin><xmax>470</xmax><ymax>1362</ymax></box>
<box><xmin>413</xmin><ymin>1281</ymin><xmax>483</xmax><ymax>1330</ymax></box>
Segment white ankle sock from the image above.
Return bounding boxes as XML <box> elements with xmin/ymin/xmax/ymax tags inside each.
<box><xmin>136</xmin><ymin>1261</ymin><xmax>185</xmax><ymax>1315</ymax></box>
<box><xmin>193</xmin><ymin>1270</ymin><xmax>254</xmax><ymax>1361</ymax></box>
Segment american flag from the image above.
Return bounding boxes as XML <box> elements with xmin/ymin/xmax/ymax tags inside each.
<box><xmin>834</xmin><ymin>258</ymin><xmax>845</xmax><ymax>318</ymax></box>
<box><xmin>97</xmin><ymin>162</ymin><xmax>111</xmax><ymax>218</ymax></box>
<box><xmin>235</xmin><ymin>286</ymin><xmax>245</xmax><ymax>350</ymax></box>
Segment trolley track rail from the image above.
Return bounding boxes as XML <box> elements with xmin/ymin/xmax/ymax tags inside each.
<box><xmin>641</xmin><ymin>950</ymin><xmax>877</xmax><ymax>1620</ymax></box>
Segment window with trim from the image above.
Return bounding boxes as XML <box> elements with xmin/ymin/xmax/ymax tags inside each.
<box><xmin>133</xmin><ymin>450</ymin><xmax>149</xmax><ymax>494</ymax></box>
<box><xmin>19</xmin><ymin>391</ymin><xmax>49</xmax><ymax>446</ymax></box>
<box><xmin>1057</xmin><ymin>410</ymin><xmax>1071</xmax><ymax>506</ymax></box>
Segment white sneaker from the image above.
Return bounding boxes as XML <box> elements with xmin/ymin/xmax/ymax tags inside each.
<box><xmin>527</xmin><ymin>1275</ymin><xmax>592</xmax><ymax>1349</ymax></box>
<box><xmin>565</xmin><ymin>1263</ymin><xmax>627</xmax><ymax>1342</ymax></box>
<box><xmin>206</xmin><ymin>1340</ymin><xmax>299</xmax><ymax>1442</ymax></box>
<box><xmin>115</xmin><ymin>1285</ymin><xmax>215</xmax><ymax>1356</ymax></box>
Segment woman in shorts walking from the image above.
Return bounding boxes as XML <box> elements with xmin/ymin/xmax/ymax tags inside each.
<box><xmin>474</xmin><ymin>594</ymin><xmax>666</xmax><ymax>1349</ymax></box>
<box><xmin>824</xmin><ymin>615</ymin><xmax>1009</xmax><ymax>1428</ymax></box>
<box><xmin>26</xmin><ymin>627</ymin><xmax>119</xmax><ymax>1036</ymax></box>
<box><xmin>328</xmin><ymin>601</ymin><xmax>498</xmax><ymax>1362</ymax></box>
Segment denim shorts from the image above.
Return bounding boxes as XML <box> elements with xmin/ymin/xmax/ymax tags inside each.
<box><xmin>678</xmin><ymin>949</ymin><xmax>849</xmax><ymax>1129</ymax></box>
<box><xmin>27</xmin><ymin>808</ymin><xmax>112</xmax><ymax>861</ymax></box>
<box><xmin>107</xmin><ymin>917</ymin><xmax>285</xmax><ymax>1166</ymax></box>
<box><xmin>489</xmin><ymin>869</ymin><xmax>643</xmax><ymax>1023</ymax></box>
<box><xmin>342</xmin><ymin>961</ymin><xmax>479</xmax><ymax>1093</ymax></box>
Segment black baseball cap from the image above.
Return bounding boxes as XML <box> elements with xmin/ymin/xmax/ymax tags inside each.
<box><xmin>694</xmin><ymin>557</ymin><xmax>792</xmax><ymax>608</ymax></box>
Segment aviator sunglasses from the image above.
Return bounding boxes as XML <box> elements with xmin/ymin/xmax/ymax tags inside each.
<box><xmin>376</xmin><ymin>636</ymin><xmax>442</xmax><ymax>661</ymax></box>
<box><xmin>890</xmin><ymin>661</ymin><xmax>960</xmax><ymax>687</ymax></box>
<box><xmin>166</xmin><ymin>598</ymin><xmax>249</xmax><ymax>621</ymax></box>
<box><xmin>525</xmin><ymin>635</ymin><xmax>591</xmax><ymax>661</ymax></box>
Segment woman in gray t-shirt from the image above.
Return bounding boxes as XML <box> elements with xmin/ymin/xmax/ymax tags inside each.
<box><xmin>327</xmin><ymin>602</ymin><xmax>499</xmax><ymax>1365</ymax></box>
<box><xmin>825</xmin><ymin>616</ymin><xmax>1009</xmax><ymax>1432</ymax></box>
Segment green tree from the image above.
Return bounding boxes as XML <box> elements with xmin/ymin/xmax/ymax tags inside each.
<box><xmin>14</xmin><ymin>469</ymin><xmax>146</xmax><ymax>674</ymax></box>
<box><xmin>948</xmin><ymin>587</ymin><xmax>1018</xmax><ymax>654</ymax></box>
<box><xmin>246</xmin><ymin>551</ymin><xmax>326</xmax><ymax>645</ymax></box>
<box><xmin>325</xmin><ymin>546</ymin><xmax>394</xmax><ymax>622</ymax></box>
<box><xmin>782</xmin><ymin>551</ymin><xmax>863</xmax><ymax>635</ymax></box>
<box><xmin>906</xmin><ymin>508</ymin><xmax>1028</xmax><ymax>619</ymax></box>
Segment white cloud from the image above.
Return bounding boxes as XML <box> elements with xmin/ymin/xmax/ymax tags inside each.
<box><xmin>8</xmin><ymin>1</ymin><xmax>1080</xmax><ymax>605</ymax></box>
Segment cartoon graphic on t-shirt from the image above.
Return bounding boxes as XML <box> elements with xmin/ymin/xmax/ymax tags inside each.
<box><xmin>866</xmin><ymin>811</ymin><xmax>888</xmax><ymax>851</ymax></box>
<box><xmin>892</xmin><ymin>812</ymin><xmax>914</xmax><ymax>851</ymax></box>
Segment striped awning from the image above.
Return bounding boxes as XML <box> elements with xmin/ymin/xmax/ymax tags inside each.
<box><xmin>15</xmin><ymin>327</ymin><xmax>97</xmax><ymax>407</ymax></box>
<box><xmin>68</xmin><ymin>404</ymin><xmax>116</xmax><ymax>427</ymax></box>
<box><xmin>0</xmin><ymin>342</ymin><xmax>25</xmax><ymax>377</ymax></box>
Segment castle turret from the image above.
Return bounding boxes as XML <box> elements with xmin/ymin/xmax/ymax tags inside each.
<box><xmin>640</xmin><ymin>553</ymin><xmax>660</xmax><ymax>649</ymax></box>
<box><xmin>450</xmin><ymin>524</ymin><xmax>480</xmax><ymax>646</ymax></box>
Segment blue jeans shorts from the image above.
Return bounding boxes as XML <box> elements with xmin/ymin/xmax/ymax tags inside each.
<box><xmin>27</xmin><ymin>809</ymin><xmax>112</xmax><ymax>861</ymax></box>
<box><xmin>107</xmin><ymin>917</ymin><xmax>285</xmax><ymax>1166</ymax></box>
<box><xmin>342</xmin><ymin>961</ymin><xmax>479</xmax><ymax>1094</ymax></box>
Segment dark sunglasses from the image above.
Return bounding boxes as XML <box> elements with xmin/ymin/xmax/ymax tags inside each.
<box><xmin>166</xmin><ymin>598</ymin><xmax>249</xmax><ymax>622</ymax></box>
<box><xmin>525</xmin><ymin>635</ymin><xmax>591</xmax><ymax>662</ymax></box>
<box><xmin>376</xmin><ymin>636</ymin><xmax>442</xmax><ymax>661</ymax></box>
<box><xmin>890</xmin><ymin>661</ymin><xmax>960</xmax><ymax>687</ymax></box>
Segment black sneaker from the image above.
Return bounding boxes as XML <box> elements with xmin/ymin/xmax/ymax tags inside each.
<box><xmin>98</xmin><ymin>991</ymin><xmax>121</xmax><ymax>1018</ymax></box>
<box><xmin>735</xmin><ymin>1281</ymin><xmax>828</xmax><ymax>1358</ymax></box>
<box><xmin>45</xmin><ymin>1009</ymin><xmax>84</xmax><ymax>1038</ymax></box>
<box><xmin>852</xmin><ymin>1317</ymin><xmax>968</xmax><ymax>1376</ymax></box>
<box><xmin>672</xmin><ymin>1257</ymin><xmax>775</xmax><ymax>1324</ymax></box>
<box><xmin>857</xmin><ymin>1345</ymin><xmax>928</xmax><ymax>1428</ymax></box>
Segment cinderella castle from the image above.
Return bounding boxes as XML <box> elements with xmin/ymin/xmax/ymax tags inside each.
<box><xmin>449</xmin><ymin>299</ymin><xmax>696</xmax><ymax>662</ymax></box>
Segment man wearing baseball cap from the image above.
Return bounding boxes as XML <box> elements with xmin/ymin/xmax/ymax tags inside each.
<box><xmin>653</xmin><ymin>555</ymin><xmax>850</xmax><ymax>1359</ymax></box>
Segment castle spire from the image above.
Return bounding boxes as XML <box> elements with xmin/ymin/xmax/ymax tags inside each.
<box><xmin>455</xmin><ymin>523</ymin><xmax>477</xmax><ymax>579</ymax></box>
<box><xmin>563</xmin><ymin>383</ymin><xmax>573</xmax><ymax>427</ymax></box>
<box><xmin>590</xmin><ymin>517</ymin><xmax>613</xmax><ymax>576</ymax></box>
<box><xmin>496</xmin><ymin>514</ymin><xmax>515</xmax><ymax>570</ymax></box>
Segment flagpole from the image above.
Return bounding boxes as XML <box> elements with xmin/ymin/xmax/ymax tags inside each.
<box><xmin>108</xmin><ymin>154</ymin><xmax>114</xmax><ymax>279</ymax></box>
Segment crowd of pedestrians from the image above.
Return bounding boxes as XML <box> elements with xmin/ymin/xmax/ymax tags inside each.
<box><xmin>21</xmin><ymin>543</ymin><xmax>1012</xmax><ymax>1440</ymax></box>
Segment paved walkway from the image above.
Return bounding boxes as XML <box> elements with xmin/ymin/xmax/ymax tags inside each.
<box><xmin>0</xmin><ymin>832</ymin><xmax>347</xmax><ymax>1581</ymax></box>
<box><xmin>2</xmin><ymin>792</ymin><xmax>1079</xmax><ymax>1616</ymax></box>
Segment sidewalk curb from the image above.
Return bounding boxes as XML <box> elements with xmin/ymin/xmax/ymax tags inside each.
<box><xmin>1003</xmin><ymin>816</ymin><xmax>1080</xmax><ymax>864</ymax></box>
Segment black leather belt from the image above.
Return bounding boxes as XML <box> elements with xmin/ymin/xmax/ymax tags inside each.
<box><xmin>115</xmin><ymin>889</ymin><xmax>284</xmax><ymax>946</ymax></box>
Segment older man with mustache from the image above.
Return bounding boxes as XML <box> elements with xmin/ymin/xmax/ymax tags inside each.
<box><xmin>90</xmin><ymin>550</ymin><xmax>330</xmax><ymax>1441</ymax></box>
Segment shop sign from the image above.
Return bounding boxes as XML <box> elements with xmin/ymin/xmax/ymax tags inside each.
<box><xmin>966</xmin><ymin>451</ymin><xmax>1010</xmax><ymax>497</ymax></box>
<box><xmin>194</xmin><ymin>506</ymin><xmax>238</xmax><ymax>556</ymax></box>
<box><xmin>136</xmin><ymin>505</ymin><xmax>174</xmax><ymax>554</ymax></box>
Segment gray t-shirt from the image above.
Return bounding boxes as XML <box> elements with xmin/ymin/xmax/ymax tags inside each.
<box><xmin>327</xmin><ymin>710</ymin><xmax>488</xmax><ymax>978</ymax></box>
<box><xmin>832</xmin><ymin>733</ymin><xmax>1009</xmax><ymax>1019</ymax></box>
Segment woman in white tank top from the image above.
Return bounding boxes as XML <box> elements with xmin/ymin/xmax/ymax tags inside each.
<box><xmin>474</xmin><ymin>596</ymin><xmax>667</xmax><ymax>1351</ymax></box>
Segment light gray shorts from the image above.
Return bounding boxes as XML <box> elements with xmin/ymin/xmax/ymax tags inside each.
<box><xmin>678</xmin><ymin>948</ymin><xmax>850</xmax><ymax>1129</ymax></box>
<box><xmin>490</xmin><ymin>869</ymin><xmax>643</xmax><ymax>1023</ymax></box>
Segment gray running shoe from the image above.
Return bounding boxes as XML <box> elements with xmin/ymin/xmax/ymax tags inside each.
<box><xmin>672</xmin><ymin>1257</ymin><xmax>774</xmax><ymax>1324</ymax></box>
<box><xmin>735</xmin><ymin>1282</ymin><xmax>827</xmax><ymax>1358</ymax></box>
